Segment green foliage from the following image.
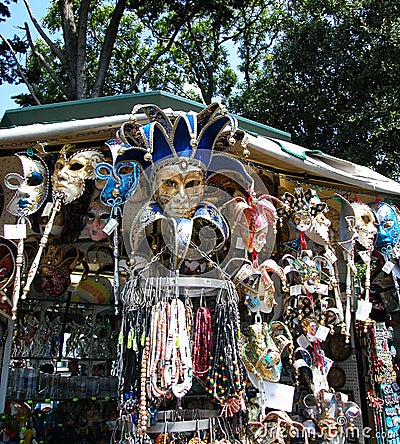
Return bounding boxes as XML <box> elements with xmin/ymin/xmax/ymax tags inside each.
<box><xmin>230</xmin><ymin>0</ymin><xmax>400</xmax><ymax>178</ymax></box>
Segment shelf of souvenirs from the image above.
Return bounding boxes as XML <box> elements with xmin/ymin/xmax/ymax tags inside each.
<box><xmin>7</xmin><ymin>366</ymin><xmax>118</xmax><ymax>402</ymax></box>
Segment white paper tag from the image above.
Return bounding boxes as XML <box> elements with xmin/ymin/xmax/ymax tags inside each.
<box><xmin>236</xmin><ymin>237</ymin><xmax>245</xmax><ymax>250</ymax></box>
<box><xmin>41</xmin><ymin>202</ymin><xmax>53</xmax><ymax>218</ymax></box>
<box><xmin>312</xmin><ymin>367</ymin><xmax>329</xmax><ymax>395</ymax></box>
<box><xmin>3</xmin><ymin>224</ymin><xmax>26</xmax><ymax>239</ymax></box>
<box><xmin>355</xmin><ymin>298</ymin><xmax>372</xmax><ymax>321</ymax></box>
<box><xmin>315</xmin><ymin>283</ymin><xmax>329</xmax><ymax>295</ymax></box>
<box><xmin>102</xmin><ymin>218</ymin><xmax>118</xmax><ymax>235</ymax></box>
<box><xmin>290</xmin><ymin>284</ymin><xmax>302</xmax><ymax>296</ymax></box>
<box><xmin>297</xmin><ymin>334</ymin><xmax>312</xmax><ymax>349</ymax></box>
<box><xmin>358</xmin><ymin>250</ymin><xmax>371</xmax><ymax>264</ymax></box>
<box><xmin>324</xmin><ymin>249</ymin><xmax>337</xmax><ymax>264</ymax></box>
<box><xmin>260</xmin><ymin>380</ymin><xmax>295</xmax><ymax>412</ymax></box>
<box><xmin>315</xmin><ymin>325</ymin><xmax>330</xmax><ymax>342</ymax></box>
<box><xmin>382</xmin><ymin>260</ymin><xmax>395</xmax><ymax>274</ymax></box>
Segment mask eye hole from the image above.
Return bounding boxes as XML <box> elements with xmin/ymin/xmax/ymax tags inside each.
<box><xmin>186</xmin><ymin>179</ymin><xmax>201</xmax><ymax>188</ymax></box>
<box><xmin>99</xmin><ymin>213</ymin><xmax>109</xmax><ymax>222</ymax></box>
<box><xmin>69</xmin><ymin>162</ymin><xmax>84</xmax><ymax>171</ymax></box>
<box><xmin>27</xmin><ymin>172</ymin><xmax>44</xmax><ymax>187</ymax></box>
<box><xmin>86</xmin><ymin>211</ymin><xmax>96</xmax><ymax>222</ymax></box>
<box><xmin>163</xmin><ymin>179</ymin><xmax>178</xmax><ymax>188</ymax></box>
<box><xmin>361</xmin><ymin>215</ymin><xmax>372</xmax><ymax>224</ymax></box>
<box><xmin>383</xmin><ymin>221</ymin><xmax>394</xmax><ymax>229</ymax></box>
<box><xmin>119</xmin><ymin>165</ymin><xmax>134</xmax><ymax>175</ymax></box>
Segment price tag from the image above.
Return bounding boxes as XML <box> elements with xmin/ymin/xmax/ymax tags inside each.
<box><xmin>3</xmin><ymin>224</ymin><xmax>26</xmax><ymax>239</ymax></box>
<box><xmin>103</xmin><ymin>218</ymin><xmax>118</xmax><ymax>235</ymax></box>
<box><xmin>315</xmin><ymin>283</ymin><xmax>329</xmax><ymax>295</ymax></box>
<box><xmin>290</xmin><ymin>284</ymin><xmax>302</xmax><ymax>296</ymax></box>
<box><xmin>358</xmin><ymin>250</ymin><xmax>371</xmax><ymax>264</ymax></box>
<box><xmin>297</xmin><ymin>334</ymin><xmax>312</xmax><ymax>349</ymax></box>
<box><xmin>236</xmin><ymin>237</ymin><xmax>245</xmax><ymax>250</ymax></box>
<box><xmin>324</xmin><ymin>249</ymin><xmax>337</xmax><ymax>263</ymax></box>
<box><xmin>382</xmin><ymin>260</ymin><xmax>395</xmax><ymax>274</ymax></box>
<box><xmin>312</xmin><ymin>367</ymin><xmax>329</xmax><ymax>395</ymax></box>
<box><xmin>41</xmin><ymin>202</ymin><xmax>53</xmax><ymax>217</ymax></box>
<box><xmin>355</xmin><ymin>299</ymin><xmax>372</xmax><ymax>321</ymax></box>
<box><xmin>315</xmin><ymin>325</ymin><xmax>330</xmax><ymax>342</ymax></box>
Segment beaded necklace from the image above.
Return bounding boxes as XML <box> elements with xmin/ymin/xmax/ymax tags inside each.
<box><xmin>170</xmin><ymin>297</ymin><xmax>193</xmax><ymax>398</ymax></box>
<box><xmin>192</xmin><ymin>305</ymin><xmax>213</xmax><ymax>381</ymax></box>
<box><xmin>207</xmin><ymin>283</ymin><xmax>246</xmax><ymax>412</ymax></box>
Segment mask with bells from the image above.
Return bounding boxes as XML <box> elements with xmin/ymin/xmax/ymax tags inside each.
<box><xmin>277</xmin><ymin>187</ymin><xmax>327</xmax><ymax>233</ymax></box>
<box><xmin>4</xmin><ymin>152</ymin><xmax>49</xmax><ymax>217</ymax></box>
<box><xmin>85</xmin><ymin>196</ymin><xmax>110</xmax><ymax>242</ymax></box>
<box><xmin>370</xmin><ymin>201</ymin><xmax>400</xmax><ymax>255</ymax></box>
<box><xmin>120</xmin><ymin>103</ymin><xmax>254</xmax><ymax>268</ymax></box>
<box><xmin>52</xmin><ymin>146</ymin><xmax>104</xmax><ymax>204</ymax></box>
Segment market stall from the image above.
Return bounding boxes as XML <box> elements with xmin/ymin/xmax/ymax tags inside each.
<box><xmin>0</xmin><ymin>91</ymin><xmax>399</xmax><ymax>444</ymax></box>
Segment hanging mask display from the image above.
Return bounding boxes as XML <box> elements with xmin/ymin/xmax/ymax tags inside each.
<box><xmin>22</xmin><ymin>145</ymin><xmax>104</xmax><ymax>300</ymax></box>
<box><xmin>52</xmin><ymin>145</ymin><xmax>104</xmax><ymax>205</ymax></box>
<box><xmin>234</xmin><ymin>194</ymin><xmax>281</xmax><ymax>258</ymax></box>
<box><xmin>95</xmin><ymin>139</ymin><xmax>140</xmax><ymax>209</ymax></box>
<box><xmin>277</xmin><ymin>187</ymin><xmax>327</xmax><ymax>252</ymax></box>
<box><xmin>94</xmin><ymin>140</ymin><xmax>140</xmax><ymax>312</ymax></box>
<box><xmin>278</xmin><ymin>187</ymin><xmax>327</xmax><ymax>233</ymax></box>
<box><xmin>38</xmin><ymin>235</ymin><xmax>83</xmax><ymax>298</ymax></box>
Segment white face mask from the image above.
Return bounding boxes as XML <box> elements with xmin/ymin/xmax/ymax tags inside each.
<box><xmin>51</xmin><ymin>148</ymin><xmax>104</xmax><ymax>204</ymax></box>
<box><xmin>351</xmin><ymin>202</ymin><xmax>377</xmax><ymax>249</ymax></box>
<box><xmin>4</xmin><ymin>153</ymin><xmax>49</xmax><ymax>216</ymax></box>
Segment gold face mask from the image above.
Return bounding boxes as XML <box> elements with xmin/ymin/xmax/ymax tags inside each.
<box><xmin>153</xmin><ymin>163</ymin><xmax>205</xmax><ymax>218</ymax></box>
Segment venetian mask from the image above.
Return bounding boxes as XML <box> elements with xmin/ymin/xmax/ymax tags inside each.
<box><xmin>4</xmin><ymin>152</ymin><xmax>49</xmax><ymax>216</ymax></box>
<box><xmin>52</xmin><ymin>147</ymin><xmax>104</xmax><ymax>204</ymax></box>
<box><xmin>318</xmin><ymin>418</ymin><xmax>339</xmax><ymax>440</ymax></box>
<box><xmin>351</xmin><ymin>202</ymin><xmax>377</xmax><ymax>250</ymax></box>
<box><xmin>39</xmin><ymin>264</ymin><xmax>70</xmax><ymax>298</ymax></box>
<box><xmin>85</xmin><ymin>197</ymin><xmax>110</xmax><ymax>242</ymax></box>
<box><xmin>292</xmin><ymin>209</ymin><xmax>312</xmax><ymax>232</ymax></box>
<box><xmin>237</xmin><ymin>195</ymin><xmax>279</xmax><ymax>256</ymax></box>
<box><xmin>370</xmin><ymin>201</ymin><xmax>400</xmax><ymax>254</ymax></box>
<box><xmin>95</xmin><ymin>140</ymin><xmax>140</xmax><ymax>207</ymax></box>
<box><xmin>153</xmin><ymin>161</ymin><xmax>205</xmax><ymax>218</ymax></box>
<box><xmin>38</xmin><ymin>237</ymin><xmax>81</xmax><ymax>298</ymax></box>
<box><xmin>277</xmin><ymin>187</ymin><xmax>327</xmax><ymax>233</ymax></box>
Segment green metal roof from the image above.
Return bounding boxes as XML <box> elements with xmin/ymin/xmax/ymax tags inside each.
<box><xmin>0</xmin><ymin>90</ymin><xmax>291</xmax><ymax>141</ymax></box>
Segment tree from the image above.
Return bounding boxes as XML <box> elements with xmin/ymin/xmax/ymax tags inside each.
<box><xmin>1</xmin><ymin>0</ymin><xmax>253</xmax><ymax>106</ymax></box>
<box><xmin>230</xmin><ymin>0</ymin><xmax>400</xmax><ymax>178</ymax></box>
<box><xmin>0</xmin><ymin>0</ymin><xmax>28</xmax><ymax>88</ymax></box>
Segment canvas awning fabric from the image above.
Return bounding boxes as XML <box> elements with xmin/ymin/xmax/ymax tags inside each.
<box><xmin>242</xmin><ymin>134</ymin><xmax>400</xmax><ymax>196</ymax></box>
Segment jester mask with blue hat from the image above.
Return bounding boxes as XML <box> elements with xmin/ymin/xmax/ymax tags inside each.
<box><xmin>118</xmin><ymin>102</ymin><xmax>254</xmax><ymax>269</ymax></box>
<box><xmin>117</xmin><ymin>102</ymin><xmax>254</xmax><ymax>219</ymax></box>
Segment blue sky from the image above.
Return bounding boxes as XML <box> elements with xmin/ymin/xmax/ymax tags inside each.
<box><xmin>0</xmin><ymin>1</ymin><xmax>49</xmax><ymax>116</ymax></box>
